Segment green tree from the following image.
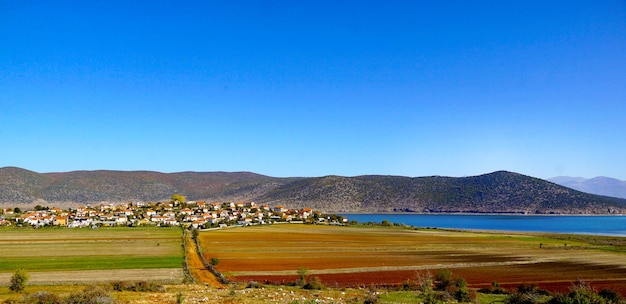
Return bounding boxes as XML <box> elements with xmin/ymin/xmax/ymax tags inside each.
<box><xmin>9</xmin><ymin>269</ymin><xmax>29</xmax><ymax>292</ymax></box>
<box><xmin>296</xmin><ymin>266</ymin><xmax>309</xmax><ymax>287</ymax></box>
<box><xmin>209</xmin><ymin>257</ymin><xmax>220</xmax><ymax>266</ymax></box>
<box><xmin>454</xmin><ymin>277</ymin><xmax>470</xmax><ymax>302</ymax></box>
<box><xmin>13</xmin><ymin>207</ymin><xmax>21</xmax><ymax>214</ymax></box>
<box><xmin>434</xmin><ymin>269</ymin><xmax>453</xmax><ymax>291</ymax></box>
<box><xmin>171</xmin><ymin>194</ymin><xmax>186</xmax><ymax>204</ymax></box>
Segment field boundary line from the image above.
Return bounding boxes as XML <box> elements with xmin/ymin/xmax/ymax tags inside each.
<box><xmin>225</xmin><ymin>259</ymin><xmax>564</xmax><ymax>276</ymax></box>
<box><xmin>0</xmin><ymin>268</ymin><xmax>182</xmax><ymax>285</ymax></box>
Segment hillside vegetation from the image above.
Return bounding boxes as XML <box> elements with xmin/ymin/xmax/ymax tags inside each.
<box><xmin>1</xmin><ymin>167</ymin><xmax>625</xmax><ymax>214</ymax></box>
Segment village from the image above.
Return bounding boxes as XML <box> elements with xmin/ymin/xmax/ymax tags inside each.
<box><xmin>0</xmin><ymin>195</ymin><xmax>348</xmax><ymax>229</ymax></box>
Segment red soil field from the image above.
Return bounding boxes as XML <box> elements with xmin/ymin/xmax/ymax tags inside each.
<box><xmin>198</xmin><ymin>225</ymin><xmax>626</xmax><ymax>295</ymax></box>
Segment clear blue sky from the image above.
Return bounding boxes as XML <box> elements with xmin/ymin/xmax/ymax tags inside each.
<box><xmin>2</xmin><ymin>1</ymin><xmax>625</xmax><ymax>179</ymax></box>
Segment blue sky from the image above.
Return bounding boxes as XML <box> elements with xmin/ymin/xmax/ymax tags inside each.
<box><xmin>2</xmin><ymin>1</ymin><xmax>625</xmax><ymax>179</ymax></box>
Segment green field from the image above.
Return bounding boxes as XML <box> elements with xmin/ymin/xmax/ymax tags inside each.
<box><xmin>0</xmin><ymin>227</ymin><xmax>184</xmax><ymax>285</ymax></box>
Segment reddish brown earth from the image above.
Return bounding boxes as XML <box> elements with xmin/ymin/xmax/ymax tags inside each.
<box><xmin>198</xmin><ymin>225</ymin><xmax>626</xmax><ymax>295</ymax></box>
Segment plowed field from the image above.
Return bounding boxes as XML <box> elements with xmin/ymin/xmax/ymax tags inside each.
<box><xmin>197</xmin><ymin>225</ymin><xmax>626</xmax><ymax>294</ymax></box>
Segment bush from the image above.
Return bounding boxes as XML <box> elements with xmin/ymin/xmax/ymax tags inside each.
<box><xmin>246</xmin><ymin>281</ymin><xmax>262</xmax><ymax>289</ymax></box>
<box><xmin>9</xmin><ymin>269</ymin><xmax>29</xmax><ymax>293</ymax></box>
<box><xmin>363</xmin><ymin>291</ymin><xmax>379</xmax><ymax>304</ymax></box>
<box><xmin>506</xmin><ymin>292</ymin><xmax>539</xmax><ymax>304</ymax></box>
<box><xmin>598</xmin><ymin>289</ymin><xmax>621</xmax><ymax>304</ymax></box>
<box><xmin>109</xmin><ymin>280</ymin><xmax>162</xmax><ymax>292</ymax></box>
<box><xmin>506</xmin><ymin>283</ymin><xmax>551</xmax><ymax>304</ymax></box>
<box><xmin>547</xmin><ymin>280</ymin><xmax>606</xmax><ymax>304</ymax></box>
<box><xmin>434</xmin><ymin>269</ymin><xmax>453</xmax><ymax>291</ymax></box>
<box><xmin>64</xmin><ymin>286</ymin><xmax>115</xmax><ymax>304</ymax></box>
<box><xmin>22</xmin><ymin>291</ymin><xmax>61</xmax><ymax>304</ymax></box>
<box><xmin>303</xmin><ymin>276</ymin><xmax>324</xmax><ymax>290</ymax></box>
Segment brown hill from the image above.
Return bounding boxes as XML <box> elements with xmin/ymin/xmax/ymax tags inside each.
<box><xmin>1</xmin><ymin>167</ymin><xmax>625</xmax><ymax>214</ymax></box>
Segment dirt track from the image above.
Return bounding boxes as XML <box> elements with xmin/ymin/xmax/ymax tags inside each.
<box><xmin>184</xmin><ymin>232</ymin><xmax>224</xmax><ymax>288</ymax></box>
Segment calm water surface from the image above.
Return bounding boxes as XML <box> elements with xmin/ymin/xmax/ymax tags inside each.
<box><xmin>339</xmin><ymin>214</ymin><xmax>626</xmax><ymax>236</ymax></box>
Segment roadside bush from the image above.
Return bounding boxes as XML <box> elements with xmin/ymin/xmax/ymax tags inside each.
<box><xmin>209</xmin><ymin>257</ymin><xmax>220</xmax><ymax>266</ymax></box>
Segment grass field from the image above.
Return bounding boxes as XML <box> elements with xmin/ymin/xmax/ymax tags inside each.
<box><xmin>0</xmin><ymin>226</ymin><xmax>184</xmax><ymax>285</ymax></box>
<box><xmin>198</xmin><ymin>224</ymin><xmax>626</xmax><ymax>294</ymax></box>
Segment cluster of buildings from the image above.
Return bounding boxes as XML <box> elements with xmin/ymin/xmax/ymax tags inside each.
<box><xmin>0</xmin><ymin>200</ymin><xmax>346</xmax><ymax>229</ymax></box>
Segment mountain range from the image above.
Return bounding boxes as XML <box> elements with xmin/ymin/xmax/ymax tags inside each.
<box><xmin>548</xmin><ymin>176</ymin><xmax>626</xmax><ymax>199</ymax></box>
<box><xmin>1</xmin><ymin>167</ymin><xmax>626</xmax><ymax>214</ymax></box>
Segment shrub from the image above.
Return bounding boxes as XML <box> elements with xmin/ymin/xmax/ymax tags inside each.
<box><xmin>547</xmin><ymin>279</ymin><xmax>606</xmax><ymax>304</ymax></box>
<box><xmin>434</xmin><ymin>269</ymin><xmax>452</xmax><ymax>291</ymax></box>
<box><xmin>22</xmin><ymin>291</ymin><xmax>61</xmax><ymax>304</ymax></box>
<box><xmin>506</xmin><ymin>292</ymin><xmax>538</xmax><ymax>304</ymax></box>
<box><xmin>64</xmin><ymin>286</ymin><xmax>115</xmax><ymax>304</ymax></box>
<box><xmin>506</xmin><ymin>283</ymin><xmax>551</xmax><ymax>304</ymax></box>
<box><xmin>303</xmin><ymin>276</ymin><xmax>324</xmax><ymax>290</ymax></box>
<box><xmin>109</xmin><ymin>280</ymin><xmax>162</xmax><ymax>292</ymax></box>
<box><xmin>9</xmin><ymin>269</ymin><xmax>29</xmax><ymax>293</ymax></box>
<box><xmin>363</xmin><ymin>291</ymin><xmax>379</xmax><ymax>304</ymax></box>
<box><xmin>598</xmin><ymin>289</ymin><xmax>621</xmax><ymax>304</ymax></box>
<box><xmin>246</xmin><ymin>281</ymin><xmax>262</xmax><ymax>289</ymax></box>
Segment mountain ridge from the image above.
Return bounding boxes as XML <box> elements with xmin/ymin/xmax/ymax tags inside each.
<box><xmin>1</xmin><ymin>167</ymin><xmax>625</xmax><ymax>214</ymax></box>
<box><xmin>548</xmin><ymin>176</ymin><xmax>626</xmax><ymax>199</ymax></box>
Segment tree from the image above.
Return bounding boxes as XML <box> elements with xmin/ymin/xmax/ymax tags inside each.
<box><xmin>13</xmin><ymin>207</ymin><xmax>21</xmax><ymax>214</ymax></box>
<box><xmin>434</xmin><ymin>269</ymin><xmax>453</xmax><ymax>291</ymax></box>
<box><xmin>454</xmin><ymin>278</ymin><xmax>470</xmax><ymax>302</ymax></box>
<box><xmin>209</xmin><ymin>257</ymin><xmax>220</xmax><ymax>266</ymax></box>
<box><xmin>9</xmin><ymin>269</ymin><xmax>29</xmax><ymax>292</ymax></box>
<box><xmin>296</xmin><ymin>266</ymin><xmax>309</xmax><ymax>287</ymax></box>
<box><xmin>171</xmin><ymin>194</ymin><xmax>186</xmax><ymax>204</ymax></box>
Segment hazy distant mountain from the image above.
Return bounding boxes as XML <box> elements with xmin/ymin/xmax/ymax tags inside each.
<box><xmin>1</xmin><ymin>167</ymin><xmax>626</xmax><ymax>214</ymax></box>
<box><xmin>548</xmin><ymin>176</ymin><xmax>626</xmax><ymax>199</ymax></box>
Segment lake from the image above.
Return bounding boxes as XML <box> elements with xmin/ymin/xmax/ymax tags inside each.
<box><xmin>339</xmin><ymin>214</ymin><xmax>626</xmax><ymax>236</ymax></box>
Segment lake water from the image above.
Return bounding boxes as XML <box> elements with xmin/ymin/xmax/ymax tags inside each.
<box><xmin>339</xmin><ymin>214</ymin><xmax>626</xmax><ymax>236</ymax></box>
